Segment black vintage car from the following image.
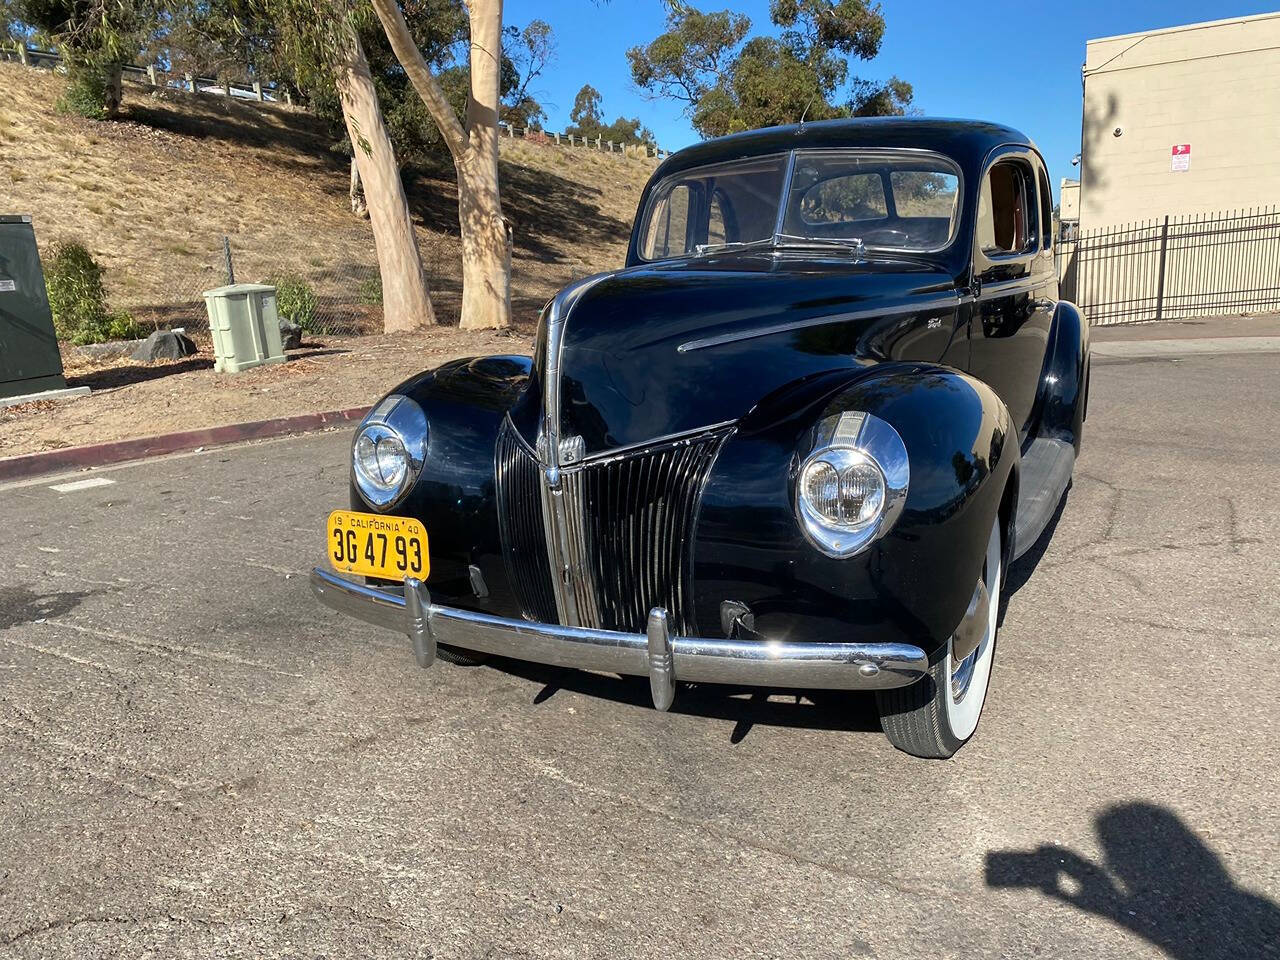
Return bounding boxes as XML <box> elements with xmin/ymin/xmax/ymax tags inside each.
<box><xmin>312</xmin><ymin>117</ymin><xmax>1089</xmax><ymax>758</ymax></box>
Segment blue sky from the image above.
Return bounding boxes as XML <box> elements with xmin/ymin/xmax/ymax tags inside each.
<box><xmin>504</xmin><ymin>0</ymin><xmax>1280</xmax><ymax>201</ymax></box>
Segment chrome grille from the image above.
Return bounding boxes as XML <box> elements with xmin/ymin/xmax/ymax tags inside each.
<box><xmin>495</xmin><ymin>424</ymin><xmax>558</xmax><ymax>623</ymax></box>
<box><xmin>495</xmin><ymin>420</ymin><xmax>730</xmax><ymax>634</ymax></box>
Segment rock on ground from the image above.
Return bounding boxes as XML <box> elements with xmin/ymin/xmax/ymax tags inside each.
<box><xmin>279</xmin><ymin>321</ymin><xmax>303</xmax><ymax>350</ymax></box>
<box><xmin>131</xmin><ymin>330</ymin><xmax>198</xmax><ymax>362</ymax></box>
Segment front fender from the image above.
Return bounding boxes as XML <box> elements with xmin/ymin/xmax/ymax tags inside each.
<box><xmin>350</xmin><ymin>355</ymin><xmax>531</xmax><ymax>608</ymax></box>
<box><xmin>692</xmin><ymin>363</ymin><xmax>1015</xmax><ymax>655</ymax></box>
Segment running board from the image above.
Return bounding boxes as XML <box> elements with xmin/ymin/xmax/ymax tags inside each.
<box><xmin>1012</xmin><ymin>437</ymin><xmax>1075</xmax><ymax>560</ymax></box>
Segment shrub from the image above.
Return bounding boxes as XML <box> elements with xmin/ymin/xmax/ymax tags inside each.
<box><xmin>56</xmin><ymin>63</ymin><xmax>109</xmax><ymax>121</ymax></box>
<box><xmin>268</xmin><ymin>273</ymin><xmax>319</xmax><ymax>330</ymax></box>
<box><xmin>45</xmin><ymin>241</ymin><xmax>108</xmax><ymax>340</ymax></box>
<box><xmin>43</xmin><ymin>241</ymin><xmax>146</xmax><ymax>345</ymax></box>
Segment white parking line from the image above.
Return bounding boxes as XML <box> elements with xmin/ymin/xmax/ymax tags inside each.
<box><xmin>48</xmin><ymin>477</ymin><xmax>117</xmax><ymax>493</ymax></box>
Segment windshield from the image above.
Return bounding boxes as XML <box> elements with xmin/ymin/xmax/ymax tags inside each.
<box><xmin>637</xmin><ymin>149</ymin><xmax>962</xmax><ymax>261</ymax></box>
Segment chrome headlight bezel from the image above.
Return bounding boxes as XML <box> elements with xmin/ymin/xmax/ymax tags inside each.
<box><xmin>795</xmin><ymin>410</ymin><xmax>909</xmax><ymax>559</ymax></box>
<box><xmin>351</xmin><ymin>395</ymin><xmax>428</xmax><ymax>510</ymax></box>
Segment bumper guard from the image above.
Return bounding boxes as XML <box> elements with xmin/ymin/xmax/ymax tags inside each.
<box><xmin>311</xmin><ymin>567</ymin><xmax>928</xmax><ymax>710</ymax></box>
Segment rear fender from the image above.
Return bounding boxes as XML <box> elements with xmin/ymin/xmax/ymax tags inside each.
<box><xmin>693</xmin><ymin>363</ymin><xmax>1015</xmax><ymax>655</ymax></box>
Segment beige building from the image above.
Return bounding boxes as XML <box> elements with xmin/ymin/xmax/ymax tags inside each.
<box><xmin>1059</xmin><ymin>178</ymin><xmax>1080</xmax><ymax>222</ymax></box>
<box><xmin>1079</xmin><ymin>12</ymin><xmax>1280</xmax><ymax>232</ymax></box>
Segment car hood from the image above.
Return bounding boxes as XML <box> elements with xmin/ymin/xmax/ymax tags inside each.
<box><xmin>535</xmin><ymin>253</ymin><xmax>959</xmax><ymax>455</ymax></box>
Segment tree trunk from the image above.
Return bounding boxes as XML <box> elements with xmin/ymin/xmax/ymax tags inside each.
<box><xmin>371</xmin><ymin>0</ymin><xmax>511</xmax><ymax>330</ymax></box>
<box><xmin>349</xmin><ymin>156</ymin><xmax>369</xmax><ymax>219</ymax></box>
<box><xmin>104</xmin><ymin>63</ymin><xmax>122</xmax><ymax>117</ymax></box>
<box><xmin>457</xmin><ymin>153</ymin><xmax>511</xmax><ymax>331</ymax></box>
<box><xmin>457</xmin><ymin>0</ymin><xmax>511</xmax><ymax>330</ymax></box>
<box><xmin>336</xmin><ymin>31</ymin><xmax>435</xmax><ymax>331</ymax></box>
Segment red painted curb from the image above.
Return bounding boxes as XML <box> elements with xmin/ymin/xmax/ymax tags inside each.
<box><xmin>0</xmin><ymin>406</ymin><xmax>371</xmax><ymax>483</ymax></box>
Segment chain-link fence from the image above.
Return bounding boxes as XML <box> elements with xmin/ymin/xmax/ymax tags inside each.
<box><xmin>104</xmin><ymin>229</ymin><xmax>465</xmax><ymax>338</ymax></box>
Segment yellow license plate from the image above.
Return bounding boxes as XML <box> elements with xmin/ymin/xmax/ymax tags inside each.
<box><xmin>327</xmin><ymin>510</ymin><xmax>429</xmax><ymax>581</ymax></box>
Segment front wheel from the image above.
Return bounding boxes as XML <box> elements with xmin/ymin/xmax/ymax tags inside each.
<box><xmin>876</xmin><ymin>516</ymin><xmax>1003</xmax><ymax>758</ymax></box>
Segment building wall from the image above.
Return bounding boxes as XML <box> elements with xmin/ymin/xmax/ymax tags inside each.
<box><xmin>1079</xmin><ymin>12</ymin><xmax>1280</xmax><ymax>232</ymax></box>
<box><xmin>1060</xmin><ymin>179</ymin><xmax>1080</xmax><ymax>221</ymax></box>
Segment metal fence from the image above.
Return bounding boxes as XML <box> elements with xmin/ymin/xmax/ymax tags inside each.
<box><xmin>1056</xmin><ymin>206</ymin><xmax>1280</xmax><ymax>325</ymax></box>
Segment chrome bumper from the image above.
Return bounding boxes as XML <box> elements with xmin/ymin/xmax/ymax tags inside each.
<box><xmin>310</xmin><ymin>567</ymin><xmax>928</xmax><ymax>710</ymax></box>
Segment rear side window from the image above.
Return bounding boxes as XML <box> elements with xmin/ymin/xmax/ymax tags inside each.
<box><xmin>978</xmin><ymin>160</ymin><xmax>1038</xmax><ymax>255</ymax></box>
<box><xmin>641</xmin><ymin>183</ymin><xmax>694</xmax><ymax>260</ymax></box>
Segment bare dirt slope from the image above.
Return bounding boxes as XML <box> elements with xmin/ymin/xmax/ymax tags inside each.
<box><xmin>0</xmin><ymin>61</ymin><xmax>653</xmax><ymax>326</ymax></box>
<box><xmin>0</xmin><ymin>63</ymin><xmax>655</xmax><ymax>458</ymax></box>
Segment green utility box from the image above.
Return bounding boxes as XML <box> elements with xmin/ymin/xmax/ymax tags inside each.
<box><xmin>203</xmin><ymin>283</ymin><xmax>287</xmax><ymax>374</ymax></box>
<box><xmin>0</xmin><ymin>215</ymin><xmax>70</xmax><ymax>400</ymax></box>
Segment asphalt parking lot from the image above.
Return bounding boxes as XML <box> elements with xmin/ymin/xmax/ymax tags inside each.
<box><xmin>2</xmin><ymin>348</ymin><xmax>1278</xmax><ymax>959</ymax></box>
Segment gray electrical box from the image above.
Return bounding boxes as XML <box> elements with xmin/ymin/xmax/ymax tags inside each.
<box><xmin>203</xmin><ymin>283</ymin><xmax>287</xmax><ymax>374</ymax></box>
<box><xmin>0</xmin><ymin>215</ymin><xmax>70</xmax><ymax>400</ymax></box>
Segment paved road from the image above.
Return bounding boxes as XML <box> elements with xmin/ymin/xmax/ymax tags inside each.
<box><xmin>2</xmin><ymin>351</ymin><xmax>1278</xmax><ymax>959</ymax></box>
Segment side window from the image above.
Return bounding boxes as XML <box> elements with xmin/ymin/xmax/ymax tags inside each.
<box><xmin>641</xmin><ymin>184</ymin><xmax>694</xmax><ymax>259</ymax></box>
<box><xmin>977</xmin><ymin>160</ymin><xmax>1038</xmax><ymax>255</ymax></box>
<box><xmin>1037</xmin><ymin>167</ymin><xmax>1053</xmax><ymax>250</ymax></box>
<box><xmin>799</xmin><ymin>173</ymin><xmax>888</xmax><ymax>224</ymax></box>
<box><xmin>708</xmin><ymin>190</ymin><xmax>728</xmax><ymax>246</ymax></box>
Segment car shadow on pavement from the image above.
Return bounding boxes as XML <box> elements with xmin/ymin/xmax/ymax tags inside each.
<box><xmin>985</xmin><ymin>802</ymin><xmax>1280</xmax><ymax>959</ymax></box>
<box><xmin>1005</xmin><ymin>482</ymin><xmax>1071</xmax><ymax>599</ymax></box>
<box><xmin>491</xmin><ymin>657</ymin><xmax>881</xmax><ymax>743</ymax></box>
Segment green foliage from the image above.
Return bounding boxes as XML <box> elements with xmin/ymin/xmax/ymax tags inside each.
<box><xmin>501</xmin><ymin>18</ymin><xmax>553</xmax><ymax>130</ymax></box>
<box><xmin>17</xmin><ymin>0</ymin><xmax>156</xmax><ymax>117</ymax></box>
<box><xmin>55</xmin><ymin>59</ymin><xmax>110</xmax><ymax>119</ymax></box>
<box><xmin>44</xmin><ymin>241</ymin><xmax>144</xmax><ymax>344</ymax></box>
<box><xmin>268</xmin><ymin>272</ymin><xmax>319</xmax><ymax>329</ymax></box>
<box><xmin>357</xmin><ymin>273</ymin><xmax>382</xmax><ymax>306</ymax></box>
<box><xmin>564</xmin><ymin>83</ymin><xmax>656</xmax><ymax>147</ymax></box>
<box><xmin>628</xmin><ymin>0</ymin><xmax>913</xmax><ymax>139</ymax></box>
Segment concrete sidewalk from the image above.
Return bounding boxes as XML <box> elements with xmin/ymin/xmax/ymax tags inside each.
<box><xmin>1091</xmin><ymin>312</ymin><xmax>1280</xmax><ymax>358</ymax></box>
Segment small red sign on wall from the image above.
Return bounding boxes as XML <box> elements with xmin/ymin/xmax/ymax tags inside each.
<box><xmin>1172</xmin><ymin>144</ymin><xmax>1191</xmax><ymax>171</ymax></box>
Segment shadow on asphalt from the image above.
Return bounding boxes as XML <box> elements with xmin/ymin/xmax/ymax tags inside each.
<box><xmin>0</xmin><ymin>585</ymin><xmax>100</xmax><ymax>630</ymax></box>
<box><xmin>986</xmin><ymin>802</ymin><xmax>1280</xmax><ymax>959</ymax></box>
<box><xmin>1005</xmin><ymin>482</ymin><xmax>1071</xmax><ymax>598</ymax></box>
<box><xmin>490</xmin><ymin>657</ymin><xmax>882</xmax><ymax>744</ymax></box>
<box><xmin>472</xmin><ymin>483</ymin><xmax>1074</xmax><ymax>745</ymax></box>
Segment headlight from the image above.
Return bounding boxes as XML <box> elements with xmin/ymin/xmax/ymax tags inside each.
<box><xmin>352</xmin><ymin>395</ymin><xmax>427</xmax><ymax>509</ymax></box>
<box><xmin>796</xmin><ymin>410</ymin><xmax>908</xmax><ymax>558</ymax></box>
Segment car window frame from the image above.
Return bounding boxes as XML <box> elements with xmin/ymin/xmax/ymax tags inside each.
<box><xmin>972</xmin><ymin>144</ymin><xmax>1044</xmax><ymax>276</ymax></box>
<box><xmin>634</xmin><ymin>147</ymin><xmax>965</xmax><ymax>262</ymax></box>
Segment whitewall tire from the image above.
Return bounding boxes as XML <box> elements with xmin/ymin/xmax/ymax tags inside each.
<box><xmin>877</xmin><ymin>515</ymin><xmax>1003</xmax><ymax>758</ymax></box>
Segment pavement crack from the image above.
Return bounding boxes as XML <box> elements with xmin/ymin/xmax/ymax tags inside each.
<box><xmin>48</xmin><ymin>619</ymin><xmax>305</xmax><ymax>679</ymax></box>
<box><xmin>526</xmin><ymin>758</ymin><xmax>944</xmax><ymax>901</ymax></box>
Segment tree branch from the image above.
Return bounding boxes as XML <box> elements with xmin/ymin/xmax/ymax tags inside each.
<box><xmin>369</xmin><ymin>0</ymin><xmax>469</xmax><ymax>160</ymax></box>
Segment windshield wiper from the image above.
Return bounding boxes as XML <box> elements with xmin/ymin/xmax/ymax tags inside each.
<box><xmin>691</xmin><ymin>233</ymin><xmax>866</xmax><ymax>259</ymax></box>
<box><xmin>691</xmin><ymin>237</ymin><xmax>779</xmax><ymax>257</ymax></box>
<box><xmin>773</xmin><ymin>233</ymin><xmax>866</xmax><ymax>256</ymax></box>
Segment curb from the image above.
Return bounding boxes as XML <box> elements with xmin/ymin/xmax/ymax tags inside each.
<box><xmin>0</xmin><ymin>406</ymin><xmax>370</xmax><ymax>483</ymax></box>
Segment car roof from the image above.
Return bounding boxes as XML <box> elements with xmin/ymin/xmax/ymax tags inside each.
<box><xmin>655</xmin><ymin>117</ymin><xmax>1036</xmax><ymax>179</ymax></box>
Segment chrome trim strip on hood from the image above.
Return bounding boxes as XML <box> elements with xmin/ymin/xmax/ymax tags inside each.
<box><xmin>538</xmin><ymin>272</ymin><xmax>611</xmax><ymax>627</ymax></box>
<box><xmin>676</xmin><ymin>291</ymin><xmax>960</xmax><ymax>354</ymax></box>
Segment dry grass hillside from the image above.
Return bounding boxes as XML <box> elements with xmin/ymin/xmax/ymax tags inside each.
<box><xmin>0</xmin><ymin>61</ymin><xmax>655</xmax><ymax>330</ymax></box>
